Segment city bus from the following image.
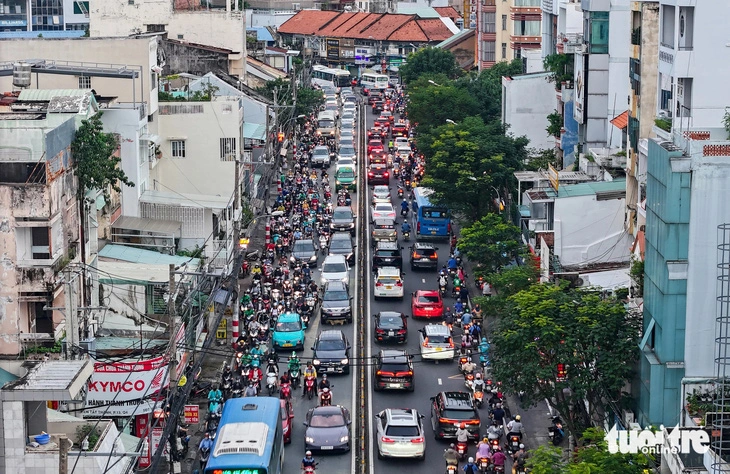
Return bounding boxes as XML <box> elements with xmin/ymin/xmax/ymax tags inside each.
<box><xmin>411</xmin><ymin>187</ymin><xmax>451</xmax><ymax>241</ymax></box>
<box><xmin>360</xmin><ymin>71</ymin><xmax>389</xmax><ymax>91</ymax></box>
<box><xmin>204</xmin><ymin>397</ymin><xmax>284</xmax><ymax>474</ymax></box>
<box><xmin>312</xmin><ymin>65</ymin><xmax>352</xmax><ymax>91</ymax></box>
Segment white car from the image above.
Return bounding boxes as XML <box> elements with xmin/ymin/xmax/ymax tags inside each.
<box><xmin>343</xmin><ymin>102</ymin><xmax>357</xmax><ymax>114</ymax></box>
<box><xmin>375</xmin><ymin>408</ymin><xmax>426</xmax><ymax>460</ymax></box>
<box><xmin>394</xmin><ymin>137</ymin><xmax>409</xmax><ymax>148</ymax></box>
<box><xmin>371</xmin><ymin>185</ymin><xmax>391</xmax><ymax>205</ymax></box>
<box><xmin>336</xmin><ymin>157</ymin><xmax>356</xmax><ymax>172</ymax></box>
<box><xmin>395</xmin><ymin>146</ymin><xmax>411</xmax><ymax>159</ymax></box>
<box><xmin>320</xmin><ymin>254</ymin><xmax>350</xmax><ymax>285</ymax></box>
<box><xmin>419</xmin><ymin>324</ymin><xmax>455</xmax><ymax>360</ymax></box>
<box><xmin>372</xmin><ymin>202</ymin><xmax>396</xmax><ymax>222</ymax></box>
<box><xmin>373</xmin><ymin>267</ymin><xmax>404</xmax><ymax>299</ymax></box>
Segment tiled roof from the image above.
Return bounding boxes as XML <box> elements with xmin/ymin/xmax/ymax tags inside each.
<box><xmin>278</xmin><ymin>11</ymin><xmax>454</xmax><ymax>42</ymax></box>
<box><xmin>433</xmin><ymin>6</ymin><xmax>461</xmax><ymax>21</ymax></box>
<box><xmin>610</xmin><ymin>110</ymin><xmax>629</xmax><ymax>130</ymax></box>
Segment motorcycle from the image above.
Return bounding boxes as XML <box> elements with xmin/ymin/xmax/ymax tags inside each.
<box><xmin>290</xmin><ymin>367</ymin><xmax>301</xmax><ymax>389</ymax></box>
<box><xmin>304</xmin><ymin>375</ymin><xmax>316</xmax><ymax>400</ymax></box>
<box><xmin>280</xmin><ymin>381</ymin><xmax>292</xmax><ymax>400</ymax></box>
<box><xmin>303</xmin><ymin>463</ymin><xmax>320</xmax><ymax>474</ymax></box>
<box><xmin>548</xmin><ymin>416</ymin><xmax>564</xmax><ymax>445</ymax></box>
<box><xmin>208</xmin><ymin>399</ymin><xmax>222</xmax><ymax>415</ymax></box>
<box><xmin>477</xmin><ymin>457</ymin><xmax>490</xmax><ymax>473</ymax></box>
<box><xmin>199</xmin><ymin>445</ymin><xmax>211</xmax><ymax>470</ymax></box>
<box><xmin>319</xmin><ymin>389</ymin><xmax>332</xmax><ymax>407</ymax></box>
<box><xmin>400</xmin><ymin>207</ymin><xmax>408</xmax><ymax>218</ymax></box>
<box><xmin>464</xmin><ymin>372</ymin><xmax>475</xmax><ymax>389</ymax></box>
<box><xmin>445</xmin><ymin>464</ymin><xmax>458</xmax><ymax>474</ymax></box>
<box><xmin>403</xmin><ymin>230</ymin><xmax>410</xmax><ymax>241</ymax></box>
<box><xmin>455</xmin><ymin>440</ymin><xmax>468</xmax><ymax>460</ymax></box>
<box><xmin>438</xmin><ymin>276</ymin><xmax>448</xmax><ymax>298</ymax></box>
<box><xmin>266</xmin><ymin>370</ymin><xmax>279</xmax><ymax>396</ymax></box>
<box><xmin>473</xmin><ymin>388</ymin><xmax>485</xmax><ymax>408</ymax></box>
<box><xmin>397</xmin><ymin>187</ymin><xmax>404</xmax><ymax>199</ymax></box>
<box><xmin>506</xmin><ymin>434</ymin><xmax>521</xmax><ymax>454</ymax></box>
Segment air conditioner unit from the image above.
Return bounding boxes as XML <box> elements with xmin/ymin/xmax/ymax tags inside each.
<box><xmin>658</xmin><ymin>109</ymin><xmax>672</xmax><ymax>119</ymax></box>
<box><xmin>622</xmin><ymin>409</ymin><xmax>635</xmax><ymax>427</ymax></box>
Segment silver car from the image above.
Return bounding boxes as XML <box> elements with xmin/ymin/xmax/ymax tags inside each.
<box><xmin>375</xmin><ymin>408</ymin><xmax>425</xmax><ymax>460</ymax></box>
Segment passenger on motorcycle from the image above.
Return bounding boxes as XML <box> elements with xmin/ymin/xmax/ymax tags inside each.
<box><xmin>490</xmin><ymin>403</ymin><xmax>506</xmax><ymax>426</ymax></box>
<box><xmin>486</xmin><ymin>421</ymin><xmax>502</xmax><ymax>441</ymax></box>
<box><xmin>455</xmin><ymin>423</ymin><xmax>470</xmax><ymax>443</ymax></box>
<box><xmin>491</xmin><ymin>447</ymin><xmax>507</xmax><ymax>469</ymax></box>
<box><xmin>443</xmin><ymin>444</ymin><xmax>459</xmax><ymax>467</ymax></box>
<box><xmin>507</xmin><ymin>415</ymin><xmax>524</xmax><ymax>439</ymax></box>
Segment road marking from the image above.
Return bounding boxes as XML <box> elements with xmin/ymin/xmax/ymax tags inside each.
<box><xmin>422</xmin><ymin>278</ymin><xmax>425</xmax><ymax>283</ymax></box>
<box><xmin>448</xmin><ymin>374</ymin><xmax>464</xmax><ymax>380</ymax></box>
<box><xmin>438</xmin><ymin>378</ymin><xmax>443</xmax><ymax>385</ymax></box>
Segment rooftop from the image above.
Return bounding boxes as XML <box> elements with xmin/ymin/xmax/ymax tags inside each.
<box><xmin>278</xmin><ymin>11</ymin><xmax>455</xmax><ymax>42</ymax></box>
<box><xmin>99</xmin><ymin>243</ymin><xmax>200</xmax><ymax>267</ymax></box>
<box><xmin>1</xmin><ymin>360</ymin><xmax>92</xmax><ymax>402</ymax></box>
<box><xmin>557</xmin><ymin>179</ymin><xmax>627</xmax><ymax>198</ymax></box>
<box><xmin>139</xmin><ymin>189</ymin><xmax>232</xmax><ymax>210</ymax></box>
<box><xmin>97</xmin><ymin>261</ymin><xmax>173</xmax><ymax>285</ymax></box>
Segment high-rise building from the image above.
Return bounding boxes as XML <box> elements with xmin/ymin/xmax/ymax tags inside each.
<box><xmin>0</xmin><ymin>0</ymin><xmax>89</xmax><ymax>35</ymax></box>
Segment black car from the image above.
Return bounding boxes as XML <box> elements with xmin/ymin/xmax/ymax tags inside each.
<box><xmin>321</xmin><ymin>281</ymin><xmax>352</xmax><ymax>325</ymax></box>
<box><xmin>328</xmin><ymin>232</ymin><xmax>355</xmax><ymax>265</ymax></box>
<box><xmin>374</xmin><ymin>311</ymin><xmax>408</xmax><ymax>344</ymax></box>
<box><xmin>304</xmin><ymin>405</ymin><xmax>352</xmax><ymax>452</ymax></box>
<box><xmin>330</xmin><ymin>206</ymin><xmax>356</xmax><ymax>236</ymax></box>
<box><xmin>312</xmin><ymin>330</ymin><xmax>351</xmax><ymax>374</ymax></box>
<box><xmin>290</xmin><ymin>239</ymin><xmax>318</xmax><ymax>267</ymax></box>
<box><xmin>372</xmin><ymin>241</ymin><xmax>403</xmax><ymax>270</ymax></box>
<box><xmin>373</xmin><ymin>349</ymin><xmax>414</xmax><ymax>392</ymax></box>
<box><xmin>409</xmin><ymin>243</ymin><xmax>439</xmax><ymax>271</ymax></box>
<box><xmin>430</xmin><ymin>392</ymin><xmax>481</xmax><ymax>440</ymax></box>
<box><xmin>368</xmin><ymin>163</ymin><xmax>390</xmax><ymax>186</ymax></box>
<box><xmin>372</xmin><ymin>101</ymin><xmax>385</xmax><ymax>114</ymax></box>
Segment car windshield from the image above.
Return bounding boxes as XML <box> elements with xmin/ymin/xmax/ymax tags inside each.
<box><xmin>426</xmin><ymin>334</ymin><xmax>451</xmax><ymax>344</ymax></box>
<box><xmin>418</xmin><ymin>295</ymin><xmax>441</xmax><ymax>304</ymax></box>
<box><xmin>330</xmin><ymin>240</ymin><xmax>351</xmax><ymax>250</ymax></box>
<box><xmin>375</xmin><ymin>205</ymin><xmax>392</xmax><ymax>212</ymax></box>
<box><xmin>323</xmin><ymin>262</ymin><xmax>347</xmax><ymax>273</ymax></box>
<box><xmin>310</xmin><ymin>413</ymin><xmax>346</xmax><ymax>428</ymax></box>
<box><xmin>340</xmin><ymin>146</ymin><xmax>356</xmax><ymax>155</ymax></box>
<box><xmin>333</xmin><ymin>211</ymin><xmax>352</xmax><ymax>220</ymax></box>
<box><xmin>338</xmin><ymin>169</ymin><xmax>355</xmax><ymax>178</ymax></box>
<box><xmin>293</xmin><ymin>241</ymin><xmax>313</xmax><ymax>252</ymax></box>
<box><xmin>276</xmin><ymin>321</ymin><xmax>302</xmax><ymax>332</ymax></box>
<box><xmin>313</xmin><ymin>148</ymin><xmax>329</xmax><ymax>156</ymax></box>
<box><xmin>442</xmin><ymin>409</ymin><xmax>476</xmax><ymax>420</ymax></box>
<box><xmin>378</xmin><ymin>316</ymin><xmax>403</xmax><ymax>329</ymax></box>
<box><xmin>324</xmin><ymin>290</ymin><xmax>348</xmax><ymax>301</ymax></box>
<box><xmin>415</xmin><ymin>248</ymin><xmax>436</xmax><ymax>256</ymax></box>
<box><xmin>318</xmin><ymin>119</ymin><xmax>334</xmax><ymax>129</ymax></box>
<box><xmin>385</xmin><ymin>425</ymin><xmax>419</xmax><ymax>437</ymax></box>
<box><xmin>317</xmin><ymin>339</ymin><xmax>345</xmax><ymax>351</ymax></box>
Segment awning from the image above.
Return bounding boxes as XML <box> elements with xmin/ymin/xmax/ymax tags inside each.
<box><xmin>243</xmin><ymin>122</ymin><xmax>266</xmax><ymax>142</ymax></box>
<box><xmin>112</xmin><ymin>215</ymin><xmax>182</xmax><ymax>238</ymax></box>
<box><xmin>140</xmin><ymin>133</ymin><xmax>160</xmax><ymax>143</ymax></box>
<box><xmin>610</xmin><ymin>110</ymin><xmax>629</xmax><ymax>130</ymax></box>
<box><xmin>95</xmin><ymin>194</ymin><xmax>106</xmax><ymax>210</ymax></box>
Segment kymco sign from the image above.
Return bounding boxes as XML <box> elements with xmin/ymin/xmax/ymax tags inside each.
<box><xmin>87</xmin><ymin>356</ymin><xmax>169</xmax><ymax>402</ymax></box>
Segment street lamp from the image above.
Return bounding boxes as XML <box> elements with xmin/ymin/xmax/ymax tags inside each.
<box><xmin>428</xmin><ymin>79</ymin><xmax>442</xmax><ymax>87</ymax></box>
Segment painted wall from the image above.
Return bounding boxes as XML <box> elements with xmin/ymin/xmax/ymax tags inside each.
<box><xmin>553</xmin><ymin>189</ymin><xmax>631</xmax><ymax>266</ymax></box>
<box><xmin>154</xmin><ymin>99</ymin><xmax>242</xmax><ymax>199</ymax></box>
<box><xmin>502</xmin><ymin>72</ymin><xmax>556</xmax><ymax>152</ymax></box>
<box><xmin>561</xmin><ymin>88</ymin><xmax>579</xmax><ymax>168</ymax></box>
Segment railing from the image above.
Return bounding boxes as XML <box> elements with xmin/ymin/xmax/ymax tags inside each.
<box><xmin>631</xmin><ymin>27</ymin><xmax>641</xmax><ymax>46</ymax></box>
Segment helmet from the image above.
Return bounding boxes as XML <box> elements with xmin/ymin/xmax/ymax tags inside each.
<box><xmin>460</xmin><ymin>423</ymin><xmax>466</xmax><ymax>429</ymax></box>
<box><xmin>515</xmin><ymin>415</ymin><xmax>521</xmax><ymax>421</ymax></box>
<box><xmin>476</xmin><ymin>373</ymin><xmax>482</xmax><ymax>379</ymax></box>
<box><xmin>483</xmin><ymin>437</ymin><xmax>488</xmax><ymax>442</ymax></box>
<box><xmin>322</xmin><ymin>374</ymin><xmax>327</xmax><ymax>379</ymax></box>
<box><xmin>457</xmin><ymin>299</ymin><xmax>461</xmax><ymax>303</ymax></box>
<box><xmin>450</xmin><ymin>443</ymin><xmax>456</xmax><ymax>449</ymax></box>
<box><xmin>467</xmin><ymin>357</ymin><xmax>472</xmax><ymax>362</ymax></box>
<box><xmin>306</xmin><ymin>450</ymin><xmax>312</xmax><ymax>456</ymax></box>
<box><xmin>482</xmin><ymin>337</ymin><xmax>487</xmax><ymax>343</ymax></box>
<box><xmin>519</xmin><ymin>444</ymin><xmax>525</xmax><ymax>449</ymax></box>
<box><xmin>292</xmin><ymin>351</ymin><xmax>297</xmax><ymax>357</ymax></box>
<box><xmin>323</xmin><ymin>387</ymin><xmax>329</xmax><ymax>393</ymax></box>
<box><xmin>468</xmin><ymin>457</ymin><xmax>474</xmax><ymax>463</ymax></box>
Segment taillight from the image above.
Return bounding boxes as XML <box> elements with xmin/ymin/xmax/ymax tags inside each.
<box><xmin>395</xmin><ymin>281</ymin><xmax>403</xmax><ymax>287</ymax></box>
<box><xmin>369</xmin><ymin>172</ymin><xmax>374</xmax><ymax>177</ymax></box>
<box><xmin>417</xmin><ymin>222</ymin><xmax>421</xmax><ymax>233</ymax></box>
<box><xmin>422</xmin><ymin>337</ymin><xmax>429</xmax><ymax>346</ymax></box>
<box><xmin>384</xmin><ymin>172</ymin><xmax>389</xmax><ymax>177</ymax></box>
<box><xmin>411</xmin><ymin>437</ymin><xmax>424</xmax><ymax>443</ymax></box>
<box><xmin>397</xmin><ymin>329</ymin><xmax>407</xmax><ymax>334</ymax></box>
<box><xmin>376</xmin><ymin>328</ymin><xmax>385</xmax><ymax>334</ymax></box>
<box><xmin>413</xmin><ymin>253</ymin><xmax>421</xmax><ymax>259</ymax></box>
<box><xmin>448</xmin><ymin>222</ymin><xmax>452</xmax><ymax>234</ymax></box>
<box><xmin>381</xmin><ymin>437</ymin><xmax>395</xmax><ymax>443</ymax></box>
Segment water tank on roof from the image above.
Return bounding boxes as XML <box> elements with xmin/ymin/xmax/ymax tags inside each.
<box><xmin>12</xmin><ymin>62</ymin><xmax>31</xmax><ymax>88</ymax></box>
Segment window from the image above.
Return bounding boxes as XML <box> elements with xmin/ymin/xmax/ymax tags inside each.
<box><xmin>482</xmin><ymin>41</ymin><xmax>495</xmax><ymax>62</ymax></box>
<box><xmin>501</xmin><ymin>42</ymin><xmax>507</xmax><ymax>59</ymax></box>
<box><xmin>78</xmin><ymin>76</ymin><xmax>91</xmax><ymax>89</ymax></box>
<box><xmin>678</xmin><ymin>7</ymin><xmax>693</xmax><ymax>50</ymax></box>
<box><xmin>501</xmin><ymin>14</ymin><xmax>507</xmax><ymax>30</ymax></box>
<box><xmin>513</xmin><ymin>19</ymin><xmax>540</xmax><ymax>36</ymax></box>
<box><xmin>483</xmin><ymin>12</ymin><xmax>496</xmax><ymax>33</ymax></box>
<box><xmin>72</xmin><ymin>1</ymin><xmax>89</xmax><ymax>14</ymax></box>
<box><xmin>171</xmin><ymin>140</ymin><xmax>186</xmax><ymax>158</ymax></box>
<box><xmin>514</xmin><ymin>0</ymin><xmax>539</xmax><ymax>5</ymax></box>
<box><xmin>31</xmin><ymin>227</ymin><xmax>51</xmax><ymax>259</ymax></box>
<box><xmin>587</xmin><ymin>11</ymin><xmax>609</xmax><ymax>54</ymax></box>
<box><xmin>293</xmin><ymin>2</ymin><xmax>301</xmax><ymax>8</ymax></box>
<box><xmin>220</xmin><ymin>138</ymin><xmax>237</xmax><ymax>161</ymax></box>
<box><xmin>660</xmin><ymin>5</ymin><xmax>675</xmax><ymax>48</ymax></box>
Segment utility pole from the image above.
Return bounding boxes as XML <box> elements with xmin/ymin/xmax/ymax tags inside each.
<box><xmin>59</xmin><ymin>435</ymin><xmax>72</xmax><ymax>474</ymax></box>
<box><xmin>168</xmin><ymin>264</ymin><xmax>178</xmax><ymax>392</ymax></box>
<box><xmin>64</xmin><ymin>268</ymin><xmax>79</xmax><ymax>360</ymax></box>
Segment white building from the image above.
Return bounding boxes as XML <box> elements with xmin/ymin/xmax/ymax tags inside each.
<box><xmin>89</xmin><ymin>1</ymin><xmax>246</xmax><ymax>80</ymax></box>
<box><xmin>502</xmin><ymin>71</ymin><xmax>556</xmax><ymax>152</ymax></box>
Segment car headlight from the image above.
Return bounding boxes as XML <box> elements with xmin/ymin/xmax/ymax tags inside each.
<box><xmin>340</xmin><ymin>435</ymin><xmax>349</xmax><ymax>443</ymax></box>
<box><xmin>306</xmin><ymin>436</ymin><xmax>314</xmax><ymax>443</ymax></box>
<box><xmin>313</xmin><ymin>359</ymin><xmax>320</xmax><ymax>366</ymax></box>
<box><xmin>341</xmin><ymin>358</ymin><xmax>349</xmax><ymax>364</ymax></box>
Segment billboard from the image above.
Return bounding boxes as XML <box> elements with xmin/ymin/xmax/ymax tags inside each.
<box><xmin>573</xmin><ymin>53</ymin><xmax>585</xmax><ymax>124</ymax></box>
<box><xmin>86</xmin><ymin>356</ymin><xmax>169</xmax><ymax>403</ymax></box>
<box><xmin>326</xmin><ymin>38</ymin><xmax>340</xmax><ymax>60</ymax></box>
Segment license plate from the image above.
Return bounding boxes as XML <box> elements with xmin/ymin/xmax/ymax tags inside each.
<box><xmin>326</xmin><ymin>368</ymin><xmax>336</xmax><ymax>373</ymax></box>
<box><xmin>283</xmin><ymin>343</ymin><xmax>293</xmax><ymax>347</ymax></box>
<box><xmin>321</xmin><ymin>446</ymin><xmax>333</xmax><ymax>450</ymax></box>
<box><xmin>388</xmin><ymin>330</ymin><xmax>395</xmax><ymax>336</ymax></box>
<box><xmin>431</xmin><ymin>230</ymin><xmax>437</xmax><ymax>235</ymax></box>
<box><xmin>436</xmin><ymin>347</ymin><xmax>443</xmax><ymax>352</ymax></box>
<box><xmin>386</xmin><ymin>286</ymin><xmax>392</xmax><ymax>290</ymax></box>
<box><xmin>389</xmin><ymin>383</ymin><xmax>403</xmax><ymax>388</ymax></box>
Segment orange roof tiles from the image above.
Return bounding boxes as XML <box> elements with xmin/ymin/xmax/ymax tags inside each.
<box><xmin>278</xmin><ymin>11</ymin><xmax>454</xmax><ymax>42</ymax></box>
<box><xmin>610</xmin><ymin>110</ymin><xmax>629</xmax><ymax>130</ymax></box>
<box><xmin>434</xmin><ymin>6</ymin><xmax>461</xmax><ymax>22</ymax></box>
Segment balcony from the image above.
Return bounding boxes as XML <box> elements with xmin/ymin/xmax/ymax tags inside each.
<box><xmin>556</xmin><ymin>33</ymin><xmax>584</xmax><ymax>54</ymax></box>
<box><xmin>511</xmin><ymin>36</ymin><xmax>541</xmax><ymax>48</ymax></box>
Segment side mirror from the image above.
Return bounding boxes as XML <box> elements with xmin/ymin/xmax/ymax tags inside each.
<box><xmin>347</xmin><ymin>420</ymin><xmax>352</xmax><ymax>425</ymax></box>
<box><xmin>347</xmin><ymin>345</ymin><xmax>352</xmax><ymax>350</ymax></box>
<box><xmin>303</xmin><ymin>422</ymin><xmax>309</xmax><ymax>426</ymax></box>
<box><xmin>311</xmin><ymin>346</ymin><xmax>316</xmax><ymax>351</ymax></box>
<box><xmin>401</xmin><ymin>246</ymin><xmax>405</xmax><ymax>250</ymax></box>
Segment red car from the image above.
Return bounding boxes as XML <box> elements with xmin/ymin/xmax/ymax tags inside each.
<box><xmin>281</xmin><ymin>399</ymin><xmax>294</xmax><ymax>444</ymax></box>
<box><xmin>411</xmin><ymin>290</ymin><xmax>444</xmax><ymax>318</ymax></box>
<box><xmin>368</xmin><ymin>139</ymin><xmax>384</xmax><ymax>155</ymax></box>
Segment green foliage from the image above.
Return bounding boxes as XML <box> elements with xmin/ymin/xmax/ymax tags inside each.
<box><xmin>256</xmin><ymin>78</ymin><xmax>324</xmax><ymax>118</ymax></box>
<box><xmin>654</xmin><ymin>117</ymin><xmax>671</xmax><ymax>132</ymax></box>
<box><xmin>458</xmin><ymin>214</ymin><xmax>522</xmax><ymax>271</ymax></box>
<box><xmin>543</xmin><ymin>53</ymin><xmax>574</xmax><ymax>85</ymax></box>
<box><xmin>526</xmin><ymin>445</ymin><xmax>566</xmax><ymax>474</ymax></box>
<box><xmin>405</xmin><ymin>80</ymin><xmax>480</xmax><ymax>132</ymax></box>
<box><xmin>24</xmin><ymin>339</ymin><xmax>63</xmax><ymax>355</ymax></box>
<box><xmin>417</xmin><ymin>116</ymin><xmax>528</xmax><ymax>221</ymax></box>
<box><xmin>546</xmin><ymin>110</ymin><xmax>563</xmax><ymax>137</ymax></box>
<box><xmin>491</xmin><ymin>284</ymin><xmax>641</xmax><ymax>445</ymax></box>
<box><xmin>723</xmin><ymin>108</ymin><xmax>730</xmax><ymax>139</ymax></box>
<box><xmin>458</xmin><ymin>59</ymin><xmax>524</xmax><ymax>123</ymax></box>
<box><xmin>399</xmin><ymin>47</ymin><xmax>461</xmax><ymax>84</ymax></box>
<box><xmin>485</xmin><ymin>254</ymin><xmax>540</xmax><ymax>297</ymax></box>
<box><xmin>526</xmin><ymin>148</ymin><xmax>559</xmax><ymax>171</ymax></box>
<box><xmin>71</xmin><ymin>113</ymin><xmax>134</xmax><ymax>201</ymax></box>
<box><xmin>158</xmin><ymin>83</ymin><xmax>218</xmax><ymax>102</ymax></box>
<box><xmin>630</xmin><ymin>258</ymin><xmax>644</xmax><ymax>296</ymax></box>
<box><xmin>76</xmin><ymin>424</ymin><xmax>101</xmax><ymax>450</ymax></box>
<box><xmin>177</xmin><ymin>245</ymin><xmax>205</xmax><ymax>259</ymax></box>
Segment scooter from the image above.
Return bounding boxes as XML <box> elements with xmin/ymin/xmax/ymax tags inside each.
<box><xmin>304</xmin><ymin>375</ymin><xmax>316</xmax><ymax>400</ymax></box>
<box><xmin>266</xmin><ymin>370</ymin><xmax>279</xmax><ymax>396</ymax></box>
<box><xmin>456</xmin><ymin>440</ymin><xmax>468</xmax><ymax>460</ymax></box>
<box><xmin>506</xmin><ymin>433</ymin><xmax>521</xmax><ymax>454</ymax></box>
<box><xmin>303</xmin><ymin>463</ymin><xmax>320</xmax><ymax>474</ymax></box>
<box><xmin>403</xmin><ymin>230</ymin><xmax>410</xmax><ymax>241</ymax></box>
<box><xmin>280</xmin><ymin>381</ymin><xmax>292</xmax><ymax>400</ymax></box>
<box><xmin>199</xmin><ymin>446</ymin><xmax>211</xmax><ymax>470</ymax></box>
<box><xmin>208</xmin><ymin>399</ymin><xmax>221</xmax><ymax>415</ymax></box>
<box><xmin>473</xmin><ymin>388</ymin><xmax>485</xmax><ymax>409</ymax></box>
<box><xmin>290</xmin><ymin>367</ymin><xmax>301</xmax><ymax>389</ymax></box>
<box><xmin>445</xmin><ymin>464</ymin><xmax>458</xmax><ymax>474</ymax></box>
<box><xmin>477</xmin><ymin>456</ymin><xmax>490</xmax><ymax>473</ymax></box>
<box><xmin>319</xmin><ymin>389</ymin><xmax>332</xmax><ymax>407</ymax></box>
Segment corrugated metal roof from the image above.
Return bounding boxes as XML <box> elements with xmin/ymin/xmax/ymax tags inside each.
<box><xmin>99</xmin><ymin>244</ymin><xmax>200</xmax><ymax>267</ymax></box>
<box><xmin>436</xmin><ymin>27</ymin><xmax>474</xmax><ymax>48</ymax></box>
<box><xmin>18</xmin><ymin>89</ymin><xmax>91</xmax><ymax>101</ymax></box>
<box><xmin>243</xmin><ymin>122</ymin><xmax>266</xmax><ymax>141</ymax></box>
<box><xmin>397</xmin><ymin>6</ymin><xmax>440</xmax><ymax>17</ymax></box>
<box><xmin>558</xmin><ymin>179</ymin><xmax>627</xmax><ymax>198</ymax></box>
<box><xmin>139</xmin><ymin>189</ymin><xmax>232</xmax><ymax>210</ymax></box>
<box><xmin>248</xmin><ymin>26</ymin><xmax>275</xmax><ymax>42</ymax></box>
<box><xmin>98</xmin><ymin>261</ymin><xmax>171</xmax><ymax>285</ymax></box>
<box><xmin>111</xmin><ymin>215</ymin><xmax>182</xmax><ymax>236</ymax></box>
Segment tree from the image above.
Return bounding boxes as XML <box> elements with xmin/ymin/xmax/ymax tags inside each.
<box><xmin>491</xmin><ymin>284</ymin><xmax>641</xmax><ymax>446</ymax></box>
<box><xmin>256</xmin><ymin>77</ymin><xmax>324</xmax><ymax>119</ymax></box>
<box><xmin>546</xmin><ymin>110</ymin><xmax>563</xmax><ymax>138</ymax></box>
<box><xmin>567</xmin><ymin>428</ymin><xmax>654</xmax><ymax>474</ymax></box>
<box><xmin>405</xmin><ymin>80</ymin><xmax>480</xmax><ymax>132</ymax></box>
<box><xmin>418</xmin><ymin>116</ymin><xmax>528</xmax><ymax>221</ymax></box>
<box><xmin>485</xmin><ymin>253</ymin><xmax>540</xmax><ymax>297</ymax></box>
<box><xmin>526</xmin><ymin>148</ymin><xmax>559</xmax><ymax>171</ymax></box>
<box><xmin>399</xmin><ymin>47</ymin><xmax>461</xmax><ymax>84</ymax></box>
<box><xmin>543</xmin><ymin>53</ymin><xmax>574</xmax><ymax>86</ymax></box>
<box><xmin>459</xmin><ymin>59</ymin><xmax>524</xmax><ymax>123</ymax></box>
<box><xmin>458</xmin><ymin>214</ymin><xmax>522</xmax><ymax>271</ymax></box>
<box><xmin>71</xmin><ymin>113</ymin><xmax>134</xmax><ymax>201</ymax></box>
<box><xmin>525</xmin><ymin>445</ymin><xmax>566</xmax><ymax>474</ymax></box>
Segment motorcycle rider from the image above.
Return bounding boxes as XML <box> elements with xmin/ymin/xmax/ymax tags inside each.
<box><xmin>487</xmin><ymin>420</ymin><xmax>503</xmax><ymax>441</ymax></box>
<box><xmin>455</xmin><ymin>422</ymin><xmax>471</xmax><ymax>444</ymax></box>
<box><xmin>401</xmin><ymin>220</ymin><xmax>411</xmax><ymax>235</ymax></box>
<box><xmin>507</xmin><ymin>415</ymin><xmax>524</xmax><ymax>441</ymax></box>
<box><xmin>246</xmin><ymin>365</ymin><xmax>263</xmax><ymax>389</ymax></box>
<box><xmin>443</xmin><ymin>307</ymin><xmax>455</xmax><ymax>332</ymax></box>
<box><xmin>400</xmin><ymin>199</ymin><xmax>409</xmax><ymax>215</ymax></box>
<box><xmin>512</xmin><ymin>444</ymin><xmax>528</xmax><ymax>474</ymax></box>
<box><xmin>301</xmin><ymin>451</ymin><xmax>316</xmax><ymax>471</ymax></box>
<box><xmin>198</xmin><ymin>433</ymin><xmax>214</xmax><ymax>470</ymax></box>
<box><xmin>473</xmin><ymin>372</ymin><xmax>486</xmax><ymax>392</ymax></box>
<box><xmin>490</xmin><ymin>403</ymin><xmax>506</xmax><ymax>427</ymax></box>
<box><xmin>491</xmin><ymin>446</ymin><xmax>508</xmax><ymax>471</ymax></box>
<box><xmin>462</xmin><ymin>357</ymin><xmax>476</xmax><ymax>375</ymax></box>
<box><xmin>462</xmin><ymin>457</ymin><xmax>479</xmax><ymax>474</ymax></box>
<box><xmin>447</xmin><ymin>255</ymin><xmax>458</xmax><ymax>272</ymax></box>
<box><xmin>207</xmin><ymin>385</ymin><xmax>222</xmax><ymax>405</ymax></box>
<box><xmin>454</xmin><ymin>299</ymin><xmax>464</xmax><ymax>316</ymax></box>
<box><xmin>280</xmin><ymin>370</ymin><xmax>292</xmax><ymax>386</ymax></box>
<box><xmin>443</xmin><ymin>443</ymin><xmax>460</xmax><ymax>468</ymax></box>
<box><xmin>476</xmin><ymin>437</ymin><xmax>492</xmax><ymax>460</ymax></box>
<box><xmin>461</xmin><ymin>310</ymin><xmax>472</xmax><ymax>329</ymax></box>
<box><xmin>478</xmin><ymin>338</ymin><xmax>490</xmax><ymax>361</ymax></box>
<box><xmin>318</xmin><ymin>373</ymin><xmax>331</xmax><ymax>392</ymax></box>
<box><xmin>302</xmin><ymin>362</ymin><xmax>317</xmax><ymax>397</ymax></box>
<box><xmin>244</xmin><ymin>381</ymin><xmax>258</xmax><ymax>397</ymax></box>
<box><xmin>488</xmin><ymin>390</ymin><xmax>502</xmax><ymax>409</ymax></box>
